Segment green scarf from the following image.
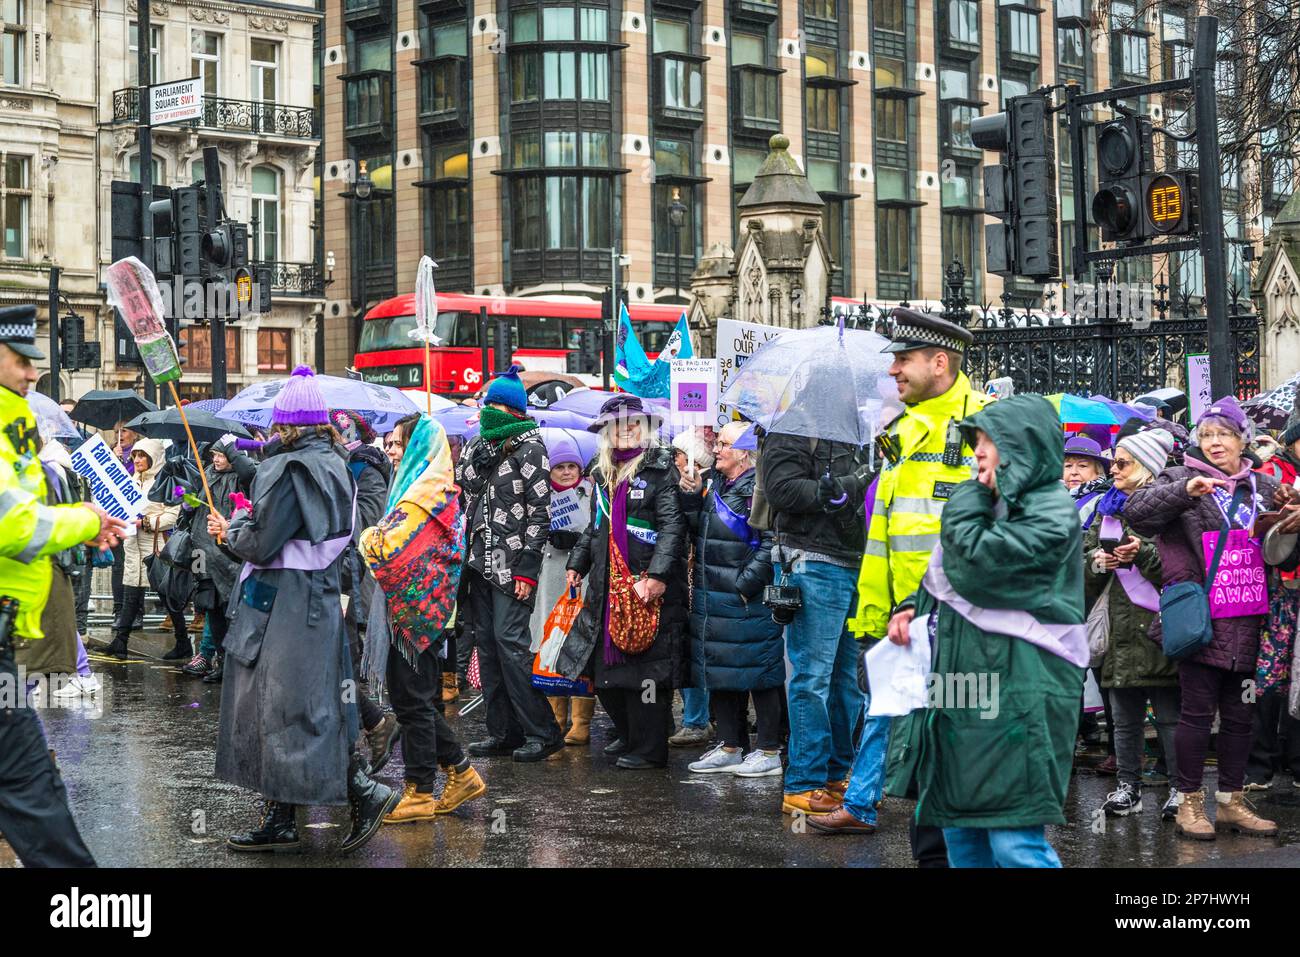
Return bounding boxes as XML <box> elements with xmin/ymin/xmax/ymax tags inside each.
<box><xmin>479</xmin><ymin>406</ymin><xmax>537</xmax><ymax>447</ymax></box>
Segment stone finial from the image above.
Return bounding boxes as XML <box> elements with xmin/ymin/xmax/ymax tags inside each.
<box><xmin>736</xmin><ymin>132</ymin><xmax>824</xmax><ymax>211</ymax></box>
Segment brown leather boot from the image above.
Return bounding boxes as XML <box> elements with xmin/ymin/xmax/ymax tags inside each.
<box><xmin>434</xmin><ymin>763</ymin><xmax>487</xmax><ymax>814</ymax></box>
<box><xmin>1173</xmin><ymin>790</ymin><xmax>1215</xmax><ymax>841</ymax></box>
<box><xmin>441</xmin><ymin>672</ymin><xmax>460</xmax><ymax>704</ymax></box>
<box><xmin>1214</xmin><ymin>790</ymin><xmax>1277</xmax><ymax>836</ymax></box>
<box><xmin>548</xmin><ymin>696</ymin><xmax>570</xmax><ymax>733</ymax></box>
<box><xmin>188</xmin><ymin>610</ymin><xmax>205</xmax><ymax>635</ymax></box>
<box><xmin>565</xmin><ymin>696</ymin><xmax>595</xmax><ymax>745</ymax></box>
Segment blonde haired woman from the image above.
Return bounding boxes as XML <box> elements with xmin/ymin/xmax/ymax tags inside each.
<box><xmin>1084</xmin><ymin>428</ymin><xmax>1180</xmax><ymax>823</ymax></box>
<box><xmin>560</xmin><ymin>395</ymin><xmax>688</xmax><ymax>769</ymax></box>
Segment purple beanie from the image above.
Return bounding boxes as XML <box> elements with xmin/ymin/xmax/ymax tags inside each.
<box><xmin>549</xmin><ymin>435</ymin><xmax>584</xmax><ymax>468</ymax></box>
<box><xmin>1197</xmin><ymin>395</ymin><xmax>1250</xmax><ymax>435</ymax></box>
<box><xmin>273</xmin><ymin>365</ymin><xmax>329</xmax><ymax>426</ymax></box>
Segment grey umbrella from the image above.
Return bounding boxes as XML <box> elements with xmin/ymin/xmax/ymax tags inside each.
<box><xmin>124</xmin><ymin>407</ymin><xmax>252</xmax><ymax>444</ymax></box>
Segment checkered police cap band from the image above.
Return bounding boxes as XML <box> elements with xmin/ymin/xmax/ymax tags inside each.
<box><xmin>893</xmin><ymin>322</ymin><xmax>966</xmax><ymax>352</ymax></box>
<box><xmin>0</xmin><ymin>320</ymin><xmax>37</xmax><ymax>341</ymax></box>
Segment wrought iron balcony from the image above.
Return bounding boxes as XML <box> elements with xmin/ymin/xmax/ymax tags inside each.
<box><xmin>113</xmin><ymin>88</ymin><xmax>319</xmax><ymax>140</ymax></box>
<box><xmin>255</xmin><ymin>261</ymin><xmax>324</xmax><ymax>297</ymax></box>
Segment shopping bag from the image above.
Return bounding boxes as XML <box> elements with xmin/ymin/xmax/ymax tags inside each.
<box><xmin>531</xmin><ymin>587</ymin><xmax>593</xmax><ymax>696</ymax></box>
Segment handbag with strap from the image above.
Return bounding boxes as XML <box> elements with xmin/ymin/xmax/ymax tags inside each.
<box><xmin>1086</xmin><ymin>578</ymin><xmax>1113</xmax><ymax>668</ymax></box>
<box><xmin>607</xmin><ymin>535</ymin><xmax>661</xmax><ymax>655</ymax></box>
<box><xmin>1160</xmin><ymin>485</ymin><xmax>1246</xmax><ymax>662</ymax></box>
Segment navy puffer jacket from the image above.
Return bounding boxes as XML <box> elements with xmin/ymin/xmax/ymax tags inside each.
<box><xmin>685</xmin><ymin>469</ymin><xmax>784</xmax><ymax>692</ymax></box>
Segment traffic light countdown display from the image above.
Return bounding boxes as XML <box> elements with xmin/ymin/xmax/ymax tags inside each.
<box><xmin>1091</xmin><ymin>115</ymin><xmax>1197</xmax><ymax>243</ymax></box>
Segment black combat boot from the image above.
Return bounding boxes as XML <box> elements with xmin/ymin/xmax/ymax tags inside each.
<box><xmin>341</xmin><ymin>754</ymin><xmax>400</xmax><ymax>855</ymax></box>
<box><xmin>227</xmin><ymin>800</ymin><xmax>300</xmax><ymax>853</ymax></box>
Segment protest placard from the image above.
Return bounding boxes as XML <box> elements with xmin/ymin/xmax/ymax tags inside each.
<box><xmin>549</xmin><ymin>483</ymin><xmax>589</xmax><ymax>532</ymax></box>
<box><xmin>670</xmin><ymin>358</ymin><xmax>720</xmax><ymax>426</ymax></box>
<box><xmin>69</xmin><ymin>435</ymin><xmax>146</xmax><ymax>532</ymax></box>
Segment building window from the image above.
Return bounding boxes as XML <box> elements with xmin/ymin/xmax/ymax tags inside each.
<box><xmin>653</xmin><ymin>17</ymin><xmax>688</xmax><ymax>53</ymax></box>
<box><xmin>733</xmin><ymin>32</ymin><xmax>765</xmax><ymax>66</ymax></box>
<box><xmin>251</xmin><ymin>166</ymin><xmax>280</xmax><ymax>262</ymax></box>
<box><xmin>807</xmin><ymin>86</ymin><xmax>838</xmax><ymax>133</ymax></box>
<box><xmin>946</xmin><ymin>0</ymin><xmax>979</xmax><ymax>46</ymax></box>
<box><xmin>250</xmin><ymin>39</ymin><xmax>279</xmax><ymax>102</ymax></box>
<box><xmin>2</xmin><ymin>0</ymin><xmax>24</xmax><ymax>86</ymax></box>
<box><xmin>876</xmin><ymin>0</ymin><xmax>905</xmax><ymax>34</ymax></box>
<box><xmin>2</xmin><ymin>155</ymin><xmax>28</xmax><ymax>258</ymax></box>
<box><xmin>1109</xmin><ymin>0</ymin><xmax>1148</xmax><ymax>79</ymax></box>
<box><xmin>875</xmin><ymin>98</ymin><xmax>907</xmax><ymax>143</ymax></box>
<box><xmin>1000</xmin><ymin>74</ymin><xmax>1029</xmax><ymax>106</ymax></box>
<box><xmin>355</xmin><ymin>34</ymin><xmax>391</xmax><ymax>72</ymax></box>
<box><xmin>423</xmin><ymin>141</ymin><xmax>469</xmax><ymax>263</ymax></box>
<box><xmin>511</xmin><ymin>175</ymin><xmax>610</xmax><ymax>252</ymax></box>
<box><xmin>257</xmin><ymin>329</ymin><xmax>292</xmax><ymax>373</ymax></box>
<box><xmin>877</xmin><ymin>206</ymin><xmax>911</xmax><ymax>295</ymax></box>
<box><xmin>128</xmin><ymin>20</ymin><xmax>161</xmax><ymax>86</ymax></box>
<box><xmin>1057</xmin><ymin>25</ymin><xmax>1084</xmax><ymax>70</ymax></box>
<box><xmin>1005</xmin><ymin>9</ymin><xmax>1039</xmax><ymax>57</ymax></box>
<box><xmin>942</xmin><ymin>212</ymin><xmax>979</xmax><ymax>295</ymax></box>
<box><xmin>807</xmin><ymin>0</ymin><xmax>836</xmax><ymax>19</ymax></box>
<box><xmin>874</xmin><ymin>56</ymin><xmax>908</xmax><ymax>89</ymax></box>
<box><xmin>191</xmin><ymin>30</ymin><xmax>221</xmax><ymax>95</ymax></box>
<box><xmin>181</xmin><ymin>326</ymin><xmax>240</xmax><ymax>372</ymax></box>
<box><xmin>129</xmin><ymin>154</ymin><xmax>163</xmax><ymax>183</ymax></box>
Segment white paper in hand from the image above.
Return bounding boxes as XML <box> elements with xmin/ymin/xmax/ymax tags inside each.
<box><xmin>865</xmin><ymin>613</ymin><xmax>932</xmax><ymax>717</ymax></box>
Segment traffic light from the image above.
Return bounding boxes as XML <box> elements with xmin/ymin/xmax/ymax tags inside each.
<box><xmin>567</xmin><ymin>326</ymin><xmax>601</xmax><ymax>374</ymax></box>
<box><xmin>1091</xmin><ymin>115</ymin><xmax>1154</xmax><ymax>244</ymax></box>
<box><xmin>1142</xmin><ymin>170</ymin><xmax>1198</xmax><ymax>237</ymax></box>
<box><xmin>110</xmin><ymin>180</ymin><xmax>172</xmax><ymax>266</ymax></box>
<box><xmin>971</xmin><ymin>92</ymin><xmax>1059</xmax><ymax>279</ymax></box>
<box><xmin>58</xmin><ymin>312</ymin><xmax>101</xmax><ymax>371</ymax></box>
<box><xmin>171</xmin><ymin>185</ymin><xmax>206</xmax><ymax>280</ymax></box>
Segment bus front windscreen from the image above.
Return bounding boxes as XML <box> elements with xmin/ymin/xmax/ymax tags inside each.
<box><xmin>358</xmin><ymin>312</ymin><xmax>457</xmax><ymax>352</ymax></box>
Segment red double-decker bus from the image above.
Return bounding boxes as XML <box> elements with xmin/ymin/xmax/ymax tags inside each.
<box><xmin>353</xmin><ymin>292</ymin><xmax>684</xmax><ymax>397</ymax></box>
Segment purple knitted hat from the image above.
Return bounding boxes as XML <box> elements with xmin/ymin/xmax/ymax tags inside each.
<box><xmin>273</xmin><ymin>365</ymin><xmax>329</xmax><ymax>426</ymax></box>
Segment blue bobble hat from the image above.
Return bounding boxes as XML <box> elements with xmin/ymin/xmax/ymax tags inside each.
<box><xmin>484</xmin><ymin>364</ymin><xmax>528</xmax><ymax>414</ymax></box>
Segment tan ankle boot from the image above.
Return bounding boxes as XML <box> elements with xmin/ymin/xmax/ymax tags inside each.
<box><xmin>434</xmin><ymin>764</ymin><xmax>487</xmax><ymax>814</ymax></box>
<box><xmin>383</xmin><ymin>782</ymin><xmax>438</xmax><ymax>824</ymax></box>
<box><xmin>441</xmin><ymin>672</ymin><xmax>460</xmax><ymax>703</ymax></box>
<box><xmin>548</xmin><ymin>696</ymin><xmax>570</xmax><ymax>732</ymax></box>
<box><xmin>1173</xmin><ymin>790</ymin><xmax>1215</xmax><ymax>840</ymax></box>
<box><xmin>565</xmin><ymin>696</ymin><xmax>595</xmax><ymax>745</ymax></box>
<box><xmin>1215</xmin><ymin>790</ymin><xmax>1277</xmax><ymax>836</ymax></box>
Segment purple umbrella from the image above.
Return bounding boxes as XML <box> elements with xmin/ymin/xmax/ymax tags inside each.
<box><xmin>547</xmin><ymin>388</ymin><xmax>613</xmax><ymax>418</ymax></box>
<box><xmin>532</xmin><ymin>408</ymin><xmax>594</xmax><ymax>431</ymax></box>
<box><xmin>217</xmin><ymin>373</ymin><xmax>421</xmax><ymax>434</ymax></box>
<box><xmin>430</xmin><ymin>406</ymin><xmax>480</xmax><ymax>441</ymax></box>
<box><xmin>187</xmin><ymin>398</ymin><xmax>227</xmax><ymax>414</ymax></box>
<box><xmin>538</xmin><ymin>427</ymin><xmax>600</xmax><ymax>466</ymax></box>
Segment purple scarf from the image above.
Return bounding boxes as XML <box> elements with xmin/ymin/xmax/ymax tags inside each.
<box><xmin>1186</xmin><ymin>455</ymin><xmax>1258</xmax><ymax>530</ymax></box>
<box><xmin>602</xmin><ymin>446</ymin><xmax>644</xmax><ymax>666</ymax></box>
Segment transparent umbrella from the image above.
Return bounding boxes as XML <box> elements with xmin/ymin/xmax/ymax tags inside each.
<box><xmin>720</xmin><ymin>324</ymin><xmax>902</xmax><ymax>446</ymax></box>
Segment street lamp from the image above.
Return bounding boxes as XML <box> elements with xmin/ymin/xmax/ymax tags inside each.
<box><xmin>339</xmin><ymin>160</ymin><xmax>376</xmax><ymax>348</ymax></box>
<box><xmin>668</xmin><ymin>186</ymin><xmax>687</xmax><ymax>304</ymax></box>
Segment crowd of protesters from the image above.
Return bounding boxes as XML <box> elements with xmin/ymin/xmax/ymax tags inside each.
<box><xmin>11</xmin><ymin>298</ymin><xmax>1300</xmax><ymax>869</ymax></box>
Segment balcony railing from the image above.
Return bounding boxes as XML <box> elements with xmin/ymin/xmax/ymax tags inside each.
<box><xmin>255</xmin><ymin>261</ymin><xmax>324</xmax><ymax>297</ymax></box>
<box><xmin>113</xmin><ymin>88</ymin><xmax>319</xmax><ymax>139</ymax></box>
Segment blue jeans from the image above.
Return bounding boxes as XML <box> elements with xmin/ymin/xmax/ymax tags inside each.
<box><xmin>783</xmin><ymin>560</ymin><xmax>865</xmax><ymax>794</ymax></box>
<box><xmin>842</xmin><ymin>696</ymin><xmax>891</xmax><ymax>825</ymax></box>
<box><xmin>199</xmin><ymin>619</ymin><xmax>215</xmax><ymax>661</ymax></box>
<box><xmin>942</xmin><ymin>827</ymin><xmax>1061</xmax><ymax>868</ymax></box>
<box><xmin>681</xmin><ymin>687</ymin><xmax>710</xmax><ymax>730</ymax></box>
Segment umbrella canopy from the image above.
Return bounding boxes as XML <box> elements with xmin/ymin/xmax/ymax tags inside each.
<box><xmin>217</xmin><ymin>374</ymin><xmax>422</xmax><ymax>434</ymax></box>
<box><xmin>186</xmin><ymin>398</ymin><xmax>228</xmax><ymax>414</ymax></box>
<box><xmin>1046</xmin><ymin>393</ymin><xmax>1154</xmax><ymax>430</ymax></box>
<box><xmin>429</xmin><ymin>406</ymin><xmax>480</xmax><ymax>441</ymax></box>
<box><xmin>125</xmin><ymin>407</ymin><xmax>252</xmax><ymax>444</ymax></box>
<box><xmin>399</xmin><ymin>390</ymin><xmax>458</xmax><ymax>414</ymax></box>
<box><xmin>1243</xmin><ymin>372</ymin><xmax>1300</xmax><ymax>431</ymax></box>
<box><xmin>531</xmin><ymin>408</ymin><xmax>594</xmax><ymax>431</ymax></box>
<box><xmin>70</xmin><ymin>389</ymin><xmax>158</xmax><ymax>430</ymax></box>
<box><xmin>719</xmin><ymin>325</ymin><xmax>902</xmax><ymax>446</ymax></box>
<box><xmin>537</xmin><ymin>426</ymin><xmax>600</xmax><ymax>466</ymax></box>
<box><xmin>1134</xmin><ymin>387</ymin><xmax>1188</xmax><ymax>418</ymax></box>
<box><xmin>27</xmin><ymin>391</ymin><xmax>82</xmax><ymax>441</ymax></box>
<box><xmin>547</xmin><ymin>388</ymin><xmax>613</xmax><ymax>418</ymax></box>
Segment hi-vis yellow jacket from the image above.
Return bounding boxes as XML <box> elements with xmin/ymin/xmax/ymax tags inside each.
<box><xmin>847</xmin><ymin>372</ymin><xmax>991</xmax><ymax>639</ymax></box>
<box><xmin>0</xmin><ymin>386</ymin><xmax>99</xmax><ymax>640</ymax></box>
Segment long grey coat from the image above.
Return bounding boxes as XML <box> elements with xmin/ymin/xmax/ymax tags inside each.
<box><xmin>215</xmin><ymin>431</ymin><xmax>359</xmax><ymax>806</ymax></box>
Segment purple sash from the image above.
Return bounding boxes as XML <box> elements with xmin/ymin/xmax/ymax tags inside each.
<box><xmin>711</xmin><ymin>487</ymin><xmax>759</xmax><ymax>550</ymax></box>
<box><xmin>923</xmin><ymin>543</ymin><xmax>1089</xmax><ymax>668</ymax></box>
<box><xmin>1098</xmin><ymin>515</ymin><xmax>1161</xmax><ymax>613</ymax></box>
<box><xmin>237</xmin><ymin>493</ymin><xmax>356</xmax><ymax>585</ymax></box>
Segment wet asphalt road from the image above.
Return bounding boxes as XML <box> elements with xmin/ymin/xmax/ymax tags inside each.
<box><xmin>10</xmin><ymin>629</ymin><xmax>1300</xmax><ymax>868</ymax></box>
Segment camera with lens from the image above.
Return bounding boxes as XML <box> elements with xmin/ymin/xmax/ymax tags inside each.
<box><xmin>763</xmin><ymin>584</ymin><xmax>803</xmax><ymax>625</ymax></box>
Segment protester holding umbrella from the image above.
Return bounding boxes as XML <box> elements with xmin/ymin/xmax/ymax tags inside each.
<box><xmin>1084</xmin><ymin>428</ymin><xmax>1181</xmax><ymax>822</ymax></box>
<box><xmin>206</xmin><ymin>366</ymin><xmax>399</xmax><ymax>855</ymax></box>
<box><xmin>561</xmin><ymin>394</ymin><xmax>688</xmax><ymax>769</ymax></box>
<box><xmin>1125</xmin><ymin>396</ymin><xmax>1291</xmax><ymax>839</ymax></box>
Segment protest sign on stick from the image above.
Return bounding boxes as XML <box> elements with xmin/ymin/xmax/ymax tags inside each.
<box><xmin>70</xmin><ymin>435</ymin><xmax>147</xmax><ymax>532</ymax></box>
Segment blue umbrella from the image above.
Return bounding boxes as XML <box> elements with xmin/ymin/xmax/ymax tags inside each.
<box><xmin>217</xmin><ymin>374</ymin><xmax>421</xmax><ymax>434</ymax></box>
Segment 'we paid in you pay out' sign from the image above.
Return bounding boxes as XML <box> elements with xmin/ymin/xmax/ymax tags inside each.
<box><xmin>670</xmin><ymin>358</ymin><xmax>720</xmax><ymax>425</ymax></box>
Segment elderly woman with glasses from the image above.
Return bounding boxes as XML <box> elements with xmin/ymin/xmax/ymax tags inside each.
<box><xmin>681</xmin><ymin>422</ymin><xmax>785</xmax><ymax>777</ymax></box>
<box><xmin>1126</xmin><ymin>396</ymin><xmax>1298</xmax><ymax>840</ymax></box>
<box><xmin>1084</xmin><ymin>427</ymin><xmax>1180</xmax><ymax>823</ymax></box>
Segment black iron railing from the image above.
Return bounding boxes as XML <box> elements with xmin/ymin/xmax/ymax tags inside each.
<box><xmin>113</xmin><ymin>88</ymin><xmax>319</xmax><ymax>139</ymax></box>
<box><xmin>255</xmin><ymin>261</ymin><xmax>323</xmax><ymax>297</ymax></box>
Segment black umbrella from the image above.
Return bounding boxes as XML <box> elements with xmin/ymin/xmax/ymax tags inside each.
<box><xmin>70</xmin><ymin>390</ymin><xmax>159</xmax><ymax>430</ymax></box>
<box><xmin>124</xmin><ymin>407</ymin><xmax>252</xmax><ymax>444</ymax></box>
